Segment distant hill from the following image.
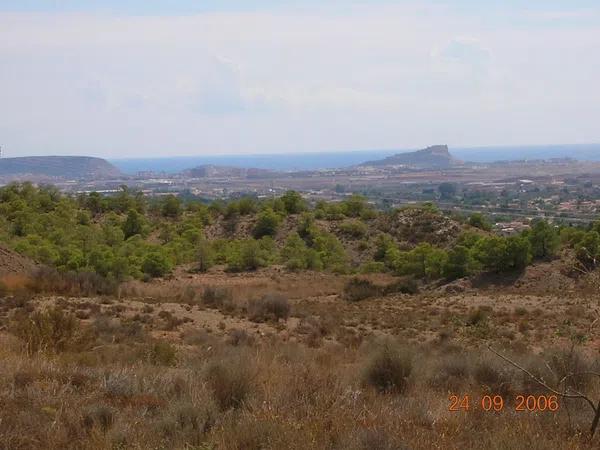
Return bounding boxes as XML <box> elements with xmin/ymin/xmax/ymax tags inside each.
<box><xmin>360</xmin><ymin>145</ymin><xmax>463</xmax><ymax>169</ymax></box>
<box><xmin>0</xmin><ymin>156</ymin><xmax>121</xmax><ymax>179</ymax></box>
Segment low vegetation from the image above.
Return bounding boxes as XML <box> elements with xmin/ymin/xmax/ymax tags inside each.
<box><xmin>2</xmin><ymin>183</ymin><xmax>600</xmax><ymax>448</ymax></box>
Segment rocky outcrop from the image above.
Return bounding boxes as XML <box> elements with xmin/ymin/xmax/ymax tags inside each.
<box><xmin>361</xmin><ymin>145</ymin><xmax>463</xmax><ymax>169</ymax></box>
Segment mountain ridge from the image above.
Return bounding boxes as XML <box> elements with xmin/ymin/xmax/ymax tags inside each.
<box><xmin>0</xmin><ymin>156</ymin><xmax>121</xmax><ymax>179</ymax></box>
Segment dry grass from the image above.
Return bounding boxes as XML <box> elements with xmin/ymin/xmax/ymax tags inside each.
<box><xmin>1</xmin><ymin>269</ymin><xmax>600</xmax><ymax>449</ymax></box>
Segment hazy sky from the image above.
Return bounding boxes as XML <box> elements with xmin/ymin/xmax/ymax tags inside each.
<box><xmin>1</xmin><ymin>0</ymin><xmax>599</xmax><ymax>158</ymax></box>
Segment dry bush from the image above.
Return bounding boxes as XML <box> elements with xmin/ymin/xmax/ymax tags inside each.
<box><xmin>362</xmin><ymin>344</ymin><xmax>413</xmax><ymax>394</ymax></box>
<box><xmin>177</xmin><ymin>286</ymin><xmax>200</xmax><ymax>305</ymax></box>
<box><xmin>343</xmin><ymin>278</ymin><xmax>381</xmax><ymax>302</ymax></box>
<box><xmin>217</xmin><ymin>416</ymin><xmax>285</xmax><ymax>450</ymax></box>
<box><xmin>103</xmin><ymin>371</ymin><xmax>137</xmax><ymax>399</ymax></box>
<box><xmin>383</xmin><ymin>278</ymin><xmax>419</xmax><ymax>295</ymax></box>
<box><xmin>147</xmin><ymin>340</ymin><xmax>178</xmax><ymax>366</ymax></box>
<box><xmin>247</xmin><ymin>293</ymin><xmax>291</xmax><ymax>322</ymax></box>
<box><xmin>157</xmin><ymin>310</ymin><xmax>186</xmax><ymax>331</ymax></box>
<box><xmin>427</xmin><ymin>354</ymin><xmax>472</xmax><ymax>391</ymax></box>
<box><xmin>82</xmin><ymin>404</ymin><xmax>115</xmax><ymax>432</ymax></box>
<box><xmin>27</xmin><ymin>266</ymin><xmax>119</xmax><ymax>297</ymax></box>
<box><xmin>10</xmin><ymin>307</ymin><xmax>92</xmax><ymax>355</ymax></box>
<box><xmin>296</xmin><ymin>315</ymin><xmax>332</xmax><ymax>347</ymax></box>
<box><xmin>466</xmin><ymin>307</ymin><xmax>489</xmax><ymax>326</ymax></box>
<box><xmin>473</xmin><ymin>357</ymin><xmax>514</xmax><ymax>396</ymax></box>
<box><xmin>92</xmin><ymin>316</ymin><xmax>146</xmax><ymax>344</ymax></box>
<box><xmin>202</xmin><ymin>285</ymin><xmax>233</xmax><ymax>308</ymax></box>
<box><xmin>181</xmin><ymin>328</ymin><xmax>214</xmax><ymax>346</ymax></box>
<box><xmin>0</xmin><ymin>290</ymin><xmax>33</xmax><ymax>312</ymax></box>
<box><xmin>226</xmin><ymin>328</ymin><xmax>255</xmax><ymax>346</ymax></box>
<box><xmin>205</xmin><ymin>357</ymin><xmax>254</xmax><ymax>410</ymax></box>
<box><xmin>543</xmin><ymin>347</ymin><xmax>595</xmax><ymax>390</ymax></box>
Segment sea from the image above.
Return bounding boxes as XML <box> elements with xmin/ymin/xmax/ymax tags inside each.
<box><xmin>110</xmin><ymin>144</ymin><xmax>600</xmax><ymax>174</ymax></box>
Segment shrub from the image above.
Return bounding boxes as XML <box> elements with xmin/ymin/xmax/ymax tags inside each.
<box><xmin>575</xmin><ymin>231</ymin><xmax>600</xmax><ymax>270</ymax></box>
<box><xmin>468</xmin><ymin>213</ymin><xmax>491</xmax><ymax>231</ymax></box>
<box><xmin>389</xmin><ymin>243</ymin><xmax>448</xmax><ymax>280</ymax></box>
<box><xmin>359</xmin><ymin>261</ymin><xmax>387</xmax><ymax>274</ymax></box>
<box><xmin>226</xmin><ymin>239</ymin><xmax>270</xmax><ymax>272</ymax></box>
<box><xmin>247</xmin><ymin>294</ymin><xmax>291</xmax><ymax>322</ymax></box>
<box><xmin>473</xmin><ymin>358</ymin><xmax>513</xmax><ymax>396</ymax></box>
<box><xmin>201</xmin><ymin>286</ymin><xmax>233</xmax><ymax>308</ymax></box>
<box><xmin>161</xmin><ymin>195</ymin><xmax>182</xmax><ymax>218</ymax></box>
<box><xmin>122</xmin><ymin>208</ymin><xmax>146</xmax><ymax>239</ymax></box>
<box><xmin>83</xmin><ymin>405</ymin><xmax>115</xmax><ymax>432</ymax></box>
<box><xmin>226</xmin><ymin>329</ymin><xmax>255</xmax><ymax>346</ymax></box>
<box><xmin>343</xmin><ymin>278</ymin><xmax>381</xmax><ymax>302</ymax></box>
<box><xmin>10</xmin><ymin>307</ymin><xmax>90</xmax><ymax>355</ymax></box>
<box><xmin>473</xmin><ymin>235</ymin><xmax>531</xmax><ymax>273</ymax></box>
<box><xmin>281</xmin><ymin>190</ymin><xmax>306</xmax><ymax>214</ymax></box>
<box><xmin>252</xmin><ymin>208</ymin><xmax>281</xmax><ymax>239</ymax></box>
<box><xmin>142</xmin><ymin>251</ymin><xmax>173</xmax><ymax>278</ymax></box>
<box><xmin>528</xmin><ymin>220</ymin><xmax>560</xmax><ymax>259</ymax></box>
<box><xmin>443</xmin><ymin>245</ymin><xmax>473</xmax><ymax>280</ymax></box>
<box><xmin>147</xmin><ymin>340</ymin><xmax>177</xmax><ymax>366</ymax></box>
<box><xmin>383</xmin><ymin>278</ymin><xmax>419</xmax><ymax>295</ymax></box>
<box><xmin>27</xmin><ymin>267</ymin><xmax>119</xmax><ymax>296</ymax></box>
<box><xmin>363</xmin><ymin>344</ymin><xmax>413</xmax><ymax>394</ymax></box>
<box><xmin>280</xmin><ymin>232</ymin><xmax>322</xmax><ymax>271</ymax></box>
<box><xmin>339</xmin><ymin>220</ymin><xmax>368</xmax><ymax>239</ymax></box>
<box><xmin>313</xmin><ymin>231</ymin><xmax>349</xmax><ymax>272</ymax></box>
<box><xmin>196</xmin><ymin>240</ymin><xmax>215</xmax><ymax>273</ymax></box>
<box><xmin>341</xmin><ymin>194</ymin><xmax>369</xmax><ymax>218</ymax></box>
<box><xmin>466</xmin><ymin>307</ymin><xmax>488</xmax><ymax>326</ymax></box>
<box><xmin>205</xmin><ymin>358</ymin><xmax>253</xmax><ymax>410</ymax></box>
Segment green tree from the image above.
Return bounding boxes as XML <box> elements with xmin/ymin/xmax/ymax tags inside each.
<box><xmin>575</xmin><ymin>231</ymin><xmax>600</xmax><ymax>270</ymax></box>
<box><xmin>313</xmin><ymin>232</ymin><xmax>349</xmax><ymax>272</ymax></box>
<box><xmin>504</xmin><ymin>236</ymin><xmax>532</xmax><ymax>271</ymax></box>
<box><xmin>253</xmin><ymin>208</ymin><xmax>281</xmax><ymax>239</ymax></box>
<box><xmin>142</xmin><ymin>251</ymin><xmax>173</xmax><ymax>278</ymax></box>
<box><xmin>280</xmin><ymin>232</ymin><xmax>322</xmax><ymax>271</ymax></box>
<box><xmin>528</xmin><ymin>220</ymin><xmax>560</xmax><ymax>259</ymax></box>
<box><xmin>122</xmin><ymin>209</ymin><xmax>145</xmax><ymax>239</ymax></box>
<box><xmin>339</xmin><ymin>220</ymin><xmax>368</xmax><ymax>239</ymax></box>
<box><xmin>161</xmin><ymin>195</ymin><xmax>182</xmax><ymax>218</ymax></box>
<box><xmin>226</xmin><ymin>240</ymin><xmax>269</xmax><ymax>272</ymax></box>
<box><xmin>237</xmin><ymin>197</ymin><xmax>258</xmax><ymax>215</ymax></box>
<box><xmin>374</xmin><ymin>233</ymin><xmax>396</xmax><ymax>262</ymax></box>
<box><xmin>473</xmin><ymin>236</ymin><xmax>506</xmax><ymax>273</ymax></box>
<box><xmin>393</xmin><ymin>243</ymin><xmax>447</xmax><ymax>279</ymax></box>
<box><xmin>281</xmin><ymin>190</ymin><xmax>306</xmax><ymax>215</ymax></box>
<box><xmin>468</xmin><ymin>213</ymin><xmax>492</xmax><ymax>231</ymax></box>
<box><xmin>196</xmin><ymin>240</ymin><xmax>215</xmax><ymax>273</ymax></box>
<box><xmin>342</xmin><ymin>195</ymin><xmax>368</xmax><ymax>218</ymax></box>
<box><xmin>444</xmin><ymin>245</ymin><xmax>473</xmax><ymax>280</ymax></box>
<box><xmin>473</xmin><ymin>235</ymin><xmax>531</xmax><ymax>273</ymax></box>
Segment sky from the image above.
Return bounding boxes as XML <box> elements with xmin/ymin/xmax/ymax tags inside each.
<box><xmin>0</xmin><ymin>0</ymin><xmax>599</xmax><ymax>158</ymax></box>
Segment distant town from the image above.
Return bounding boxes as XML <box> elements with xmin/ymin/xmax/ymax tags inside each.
<box><xmin>2</xmin><ymin>145</ymin><xmax>600</xmax><ymax>234</ymax></box>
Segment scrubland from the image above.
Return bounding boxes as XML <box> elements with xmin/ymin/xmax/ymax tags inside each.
<box><xmin>1</xmin><ymin>183</ymin><xmax>600</xmax><ymax>449</ymax></box>
<box><xmin>1</xmin><ymin>267</ymin><xmax>600</xmax><ymax>450</ymax></box>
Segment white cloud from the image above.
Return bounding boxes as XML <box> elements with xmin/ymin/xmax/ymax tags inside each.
<box><xmin>0</xmin><ymin>4</ymin><xmax>599</xmax><ymax>157</ymax></box>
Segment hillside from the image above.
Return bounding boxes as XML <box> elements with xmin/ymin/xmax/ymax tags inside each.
<box><xmin>1</xmin><ymin>184</ymin><xmax>599</xmax><ymax>449</ymax></box>
<box><xmin>360</xmin><ymin>145</ymin><xmax>463</xmax><ymax>169</ymax></box>
<box><xmin>0</xmin><ymin>245</ymin><xmax>36</xmax><ymax>278</ymax></box>
<box><xmin>0</xmin><ymin>156</ymin><xmax>121</xmax><ymax>180</ymax></box>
